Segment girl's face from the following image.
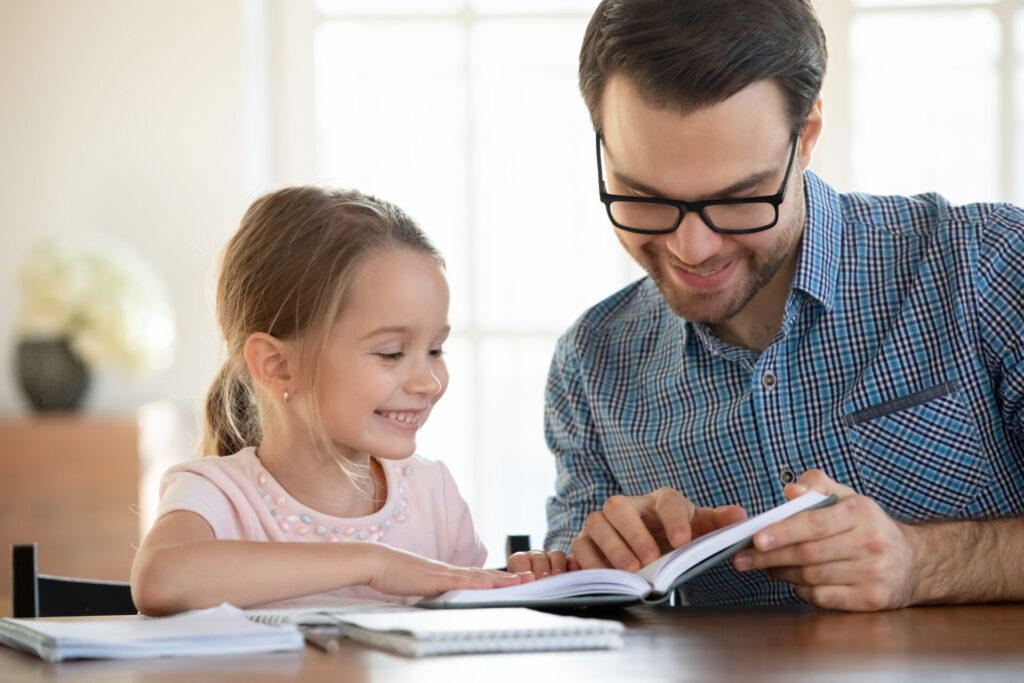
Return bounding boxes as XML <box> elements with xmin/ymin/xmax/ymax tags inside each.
<box><xmin>313</xmin><ymin>249</ymin><xmax>450</xmax><ymax>462</ymax></box>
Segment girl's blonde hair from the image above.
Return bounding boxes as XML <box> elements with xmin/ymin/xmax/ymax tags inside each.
<box><xmin>202</xmin><ymin>186</ymin><xmax>444</xmax><ymax>468</ymax></box>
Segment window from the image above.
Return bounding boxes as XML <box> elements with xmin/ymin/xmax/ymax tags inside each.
<box><xmin>312</xmin><ymin>0</ymin><xmax>641</xmax><ymax>561</ymax></box>
<box><xmin>821</xmin><ymin>0</ymin><xmax>1021</xmax><ymax>204</ymax></box>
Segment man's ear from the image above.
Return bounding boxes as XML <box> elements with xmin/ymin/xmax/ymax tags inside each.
<box><xmin>798</xmin><ymin>98</ymin><xmax>824</xmax><ymax>170</ymax></box>
<box><xmin>243</xmin><ymin>332</ymin><xmax>294</xmax><ymax>396</ymax></box>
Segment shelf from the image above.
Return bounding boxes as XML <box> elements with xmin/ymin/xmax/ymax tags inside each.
<box><xmin>0</xmin><ymin>416</ymin><xmax>140</xmax><ymax>617</ymax></box>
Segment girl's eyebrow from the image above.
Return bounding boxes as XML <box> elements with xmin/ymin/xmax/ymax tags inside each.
<box><xmin>612</xmin><ymin>166</ymin><xmax>776</xmax><ymax>201</ymax></box>
<box><xmin>361</xmin><ymin>326</ymin><xmax>408</xmax><ymax>340</ymax></box>
<box><xmin>361</xmin><ymin>324</ymin><xmax>451</xmax><ymax>340</ymax></box>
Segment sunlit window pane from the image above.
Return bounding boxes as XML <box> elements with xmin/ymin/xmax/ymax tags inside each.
<box><xmin>316</xmin><ymin>0</ymin><xmax>462</xmax><ymax>15</ymax></box>
<box><xmin>471</xmin><ymin>18</ymin><xmax>637</xmax><ymax>332</ymax></box>
<box><xmin>850</xmin><ymin>10</ymin><xmax>1000</xmax><ymax>203</ymax></box>
<box><xmin>415</xmin><ymin>336</ymin><xmax>475</xmax><ymax>509</ymax></box>
<box><xmin>852</xmin><ymin>0</ymin><xmax>991</xmax><ymax>6</ymax></box>
<box><xmin>314</xmin><ymin>21</ymin><xmax>472</xmax><ymax>325</ymax></box>
<box><xmin>474</xmin><ymin>337</ymin><xmax>560</xmax><ymax>562</ymax></box>
<box><xmin>472</xmin><ymin>0</ymin><xmax>600</xmax><ymax>13</ymax></box>
<box><xmin>1014</xmin><ymin>10</ymin><xmax>1024</xmax><ymax>205</ymax></box>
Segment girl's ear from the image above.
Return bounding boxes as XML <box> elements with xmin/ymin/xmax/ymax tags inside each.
<box><xmin>243</xmin><ymin>332</ymin><xmax>294</xmax><ymax>396</ymax></box>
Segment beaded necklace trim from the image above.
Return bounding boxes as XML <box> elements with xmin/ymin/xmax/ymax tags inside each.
<box><xmin>253</xmin><ymin>462</ymin><xmax>413</xmax><ymax>543</ymax></box>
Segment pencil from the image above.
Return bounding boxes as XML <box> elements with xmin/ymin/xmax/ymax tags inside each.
<box><xmin>304</xmin><ymin>630</ymin><xmax>341</xmax><ymax>653</ymax></box>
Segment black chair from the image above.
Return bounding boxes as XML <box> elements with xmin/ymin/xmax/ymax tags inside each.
<box><xmin>11</xmin><ymin>544</ymin><xmax>136</xmax><ymax>618</ymax></box>
<box><xmin>504</xmin><ymin>534</ymin><xmax>532</xmax><ymax>559</ymax></box>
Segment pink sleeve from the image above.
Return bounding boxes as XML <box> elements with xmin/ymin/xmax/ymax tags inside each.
<box><xmin>157</xmin><ymin>469</ymin><xmax>244</xmax><ymax>540</ymax></box>
<box><xmin>437</xmin><ymin>461</ymin><xmax>488</xmax><ymax>567</ymax></box>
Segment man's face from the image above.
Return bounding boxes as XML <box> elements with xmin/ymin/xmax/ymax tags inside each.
<box><xmin>599</xmin><ymin>77</ymin><xmax>820</xmax><ymax>327</ymax></box>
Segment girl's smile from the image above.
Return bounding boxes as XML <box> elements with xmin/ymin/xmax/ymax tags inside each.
<box><xmin>309</xmin><ymin>248</ymin><xmax>450</xmax><ymax>463</ymax></box>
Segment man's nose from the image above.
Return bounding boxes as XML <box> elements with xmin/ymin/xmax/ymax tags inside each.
<box><xmin>663</xmin><ymin>210</ymin><xmax>724</xmax><ymax>265</ymax></box>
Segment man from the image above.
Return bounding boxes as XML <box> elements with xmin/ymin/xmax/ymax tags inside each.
<box><xmin>543</xmin><ymin>0</ymin><xmax>1024</xmax><ymax>610</ymax></box>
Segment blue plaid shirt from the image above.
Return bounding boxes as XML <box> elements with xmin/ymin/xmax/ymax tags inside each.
<box><xmin>544</xmin><ymin>171</ymin><xmax>1024</xmax><ymax>606</ymax></box>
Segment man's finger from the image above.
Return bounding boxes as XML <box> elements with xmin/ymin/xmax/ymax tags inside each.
<box><xmin>688</xmin><ymin>504</ymin><xmax>747</xmax><ymax>541</ymax></box>
<box><xmin>764</xmin><ymin>558</ymin><xmax>861</xmax><ymax>587</ymax></box>
<box><xmin>753</xmin><ymin>499</ymin><xmax>855</xmax><ymax>551</ymax></box>
<box><xmin>526</xmin><ymin>550</ymin><xmax>552</xmax><ymax>576</ymax></box>
<box><xmin>737</xmin><ymin>534</ymin><xmax>857</xmax><ymax>572</ymax></box>
<box><xmin>601</xmin><ymin>496</ymin><xmax>662</xmax><ymax>567</ymax></box>
<box><xmin>505</xmin><ymin>552</ymin><xmax>530</xmax><ymax>574</ymax></box>
<box><xmin>548</xmin><ymin>550</ymin><xmax>568</xmax><ymax>574</ymax></box>
<box><xmin>588</xmin><ymin>505</ymin><xmax>649</xmax><ymax>570</ymax></box>
<box><xmin>570</xmin><ymin>533</ymin><xmax>613</xmax><ymax>569</ymax></box>
<box><xmin>793</xmin><ymin>584</ymin><xmax>889</xmax><ymax>612</ymax></box>
<box><xmin>789</xmin><ymin>469</ymin><xmax>857</xmax><ymax>499</ymax></box>
<box><xmin>647</xmin><ymin>488</ymin><xmax>696</xmax><ymax>549</ymax></box>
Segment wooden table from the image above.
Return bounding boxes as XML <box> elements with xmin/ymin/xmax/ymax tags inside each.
<box><xmin>2</xmin><ymin>603</ymin><xmax>1023</xmax><ymax>681</ymax></box>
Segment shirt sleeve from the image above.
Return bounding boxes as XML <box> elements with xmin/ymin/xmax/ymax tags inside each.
<box><xmin>543</xmin><ymin>325</ymin><xmax>622</xmax><ymax>554</ymax></box>
<box><xmin>978</xmin><ymin>205</ymin><xmax>1024</xmax><ymax>447</ymax></box>
<box><xmin>157</xmin><ymin>468</ymin><xmax>243</xmax><ymax>541</ymax></box>
<box><xmin>436</xmin><ymin>461</ymin><xmax>488</xmax><ymax>567</ymax></box>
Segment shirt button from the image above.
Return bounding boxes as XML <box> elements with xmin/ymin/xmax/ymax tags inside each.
<box><xmin>779</xmin><ymin>468</ymin><xmax>796</xmax><ymax>484</ymax></box>
<box><xmin>761</xmin><ymin>373</ymin><xmax>777</xmax><ymax>388</ymax></box>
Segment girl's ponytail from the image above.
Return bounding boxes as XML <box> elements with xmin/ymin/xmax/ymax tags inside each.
<box><xmin>201</xmin><ymin>360</ymin><xmax>261</xmax><ymax>456</ymax></box>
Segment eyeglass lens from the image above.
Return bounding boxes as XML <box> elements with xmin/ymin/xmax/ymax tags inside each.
<box><xmin>607</xmin><ymin>200</ymin><xmax>778</xmax><ymax>232</ymax></box>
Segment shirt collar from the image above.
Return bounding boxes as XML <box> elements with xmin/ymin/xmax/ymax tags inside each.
<box><xmin>793</xmin><ymin>170</ymin><xmax>842</xmax><ymax>312</ymax></box>
<box><xmin>682</xmin><ymin>170</ymin><xmax>842</xmax><ymax>355</ymax></box>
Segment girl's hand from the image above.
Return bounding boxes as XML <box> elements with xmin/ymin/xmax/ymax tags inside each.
<box><xmin>506</xmin><ymin>549</ymin><xmax>569</xmax><ymax>577</ymax></box>
<box><xmin>365</xmin><ymin>544</ymin><xmax>529</xmax><ymax>597</ymax></box>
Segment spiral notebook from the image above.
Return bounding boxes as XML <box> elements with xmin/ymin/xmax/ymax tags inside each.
<box><xmin>321</xmin><ymin>607</ymin><xmax>624</xmax><ymax>657</ymax></box>
<box><xmin>0</xmin><ymin>604</ymin><xmax>303</xmax><ymax>662</ymax></box>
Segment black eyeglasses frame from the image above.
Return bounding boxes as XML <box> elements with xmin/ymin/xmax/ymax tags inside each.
<box><xmin>595</xmin><ymin>132</ymin><xmax>799</xmax><ymax>235</ymax></box>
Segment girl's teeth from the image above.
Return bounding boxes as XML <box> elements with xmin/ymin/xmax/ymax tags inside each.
<box><xmin>385</xmin><ymin>412</ymin><xmax>416</xmax><ymax>423</ymax></box>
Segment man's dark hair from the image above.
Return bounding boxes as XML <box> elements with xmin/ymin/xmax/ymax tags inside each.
<box><xmin>579</xmin><ymin>0</ymin><xmax>827</xmax><ymax>136</ymax></box>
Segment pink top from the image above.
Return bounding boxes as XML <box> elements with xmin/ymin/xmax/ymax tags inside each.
<box><xmin>156</xmin><ymin>447</ymin><xmax>487</xmax><ymax>603</ymax></box>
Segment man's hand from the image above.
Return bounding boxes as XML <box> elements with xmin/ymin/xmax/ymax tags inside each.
<box><xmin>732</xmin><ymin>469</ymin><xmax>922</xmax><ymax>611</ymax></box>
<box><xmin>570</xmin><ymin>487</ymin><xmax>747</xmax><ymax>572</ymax></box>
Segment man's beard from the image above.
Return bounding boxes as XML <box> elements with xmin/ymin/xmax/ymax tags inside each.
<box><xmin>625</xmin><ymin>196</ymin><xmax>804</xmax><ymax>324</ymax></box>
<box><xmin>644</xmin><ymin>244</ymin><xmax>790</xmax><ymax>323</ymax></box>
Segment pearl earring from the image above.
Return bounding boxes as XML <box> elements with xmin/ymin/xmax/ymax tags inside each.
<box><xmin>283</xmin><ymin>391</ymin><xmax>289</xmax><ymax>403</ymax></box>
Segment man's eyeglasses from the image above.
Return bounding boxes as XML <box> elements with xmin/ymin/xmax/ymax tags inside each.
<box><xmin>596</xmin><ymin>133</ymin><xmax>799</xmax><ymax>235</ymax></box>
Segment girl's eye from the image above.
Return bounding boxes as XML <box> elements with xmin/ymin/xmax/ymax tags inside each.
<box><xmin>429</xmin><ymin>347</ymin><xmax>445</xmax><ymax>358</ymax></box>
<box><xmin>377</xmin><ymin>352</ymin><xmax>403</xmax><ymax>361</ymax></box>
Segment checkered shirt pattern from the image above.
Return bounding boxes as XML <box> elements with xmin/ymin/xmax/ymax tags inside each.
<box><xmin>544</xmin><ymin>171</ymin><xmax>1024</xmax><ymax>606</ymax></box>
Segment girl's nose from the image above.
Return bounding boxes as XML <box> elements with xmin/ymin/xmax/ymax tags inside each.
<box><xmin>406</xmin><ymin>363</ymin><xmax>443</xmax><ymax>396</ymax></box>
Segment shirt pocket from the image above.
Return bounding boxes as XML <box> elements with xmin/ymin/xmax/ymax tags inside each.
<box><xmin>843</xmin><ymin>380</ymin><xmax>991</xmax><ymax>520</ymax></box>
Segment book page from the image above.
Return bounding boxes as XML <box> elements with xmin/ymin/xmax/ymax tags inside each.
<box><xmin>428</xmin><ymin>567</ymin><xmax>651</xmax><ymax>606</ymax></box>
<box><xmin>636</xmin><ymin>491</ymin><xmax>830</xmax><ymax>594</ymax></box>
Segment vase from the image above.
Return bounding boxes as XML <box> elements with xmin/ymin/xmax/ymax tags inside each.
<box><xmin>16</xmin><ymin>337</ymin><xmax>91</xmax><ymax>412</ymax></box>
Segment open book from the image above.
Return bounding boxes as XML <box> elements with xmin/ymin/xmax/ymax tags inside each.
<box><xmin>423</xmin><ymin>491</ymin><xmax>837</xmax><ymax>608</ymax></box>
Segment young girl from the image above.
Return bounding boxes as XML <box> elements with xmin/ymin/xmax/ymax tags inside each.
<box><xmin>131</xmin><ymin>186</ymin><xmax>530</xmax><ymax>616</ymax></box>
